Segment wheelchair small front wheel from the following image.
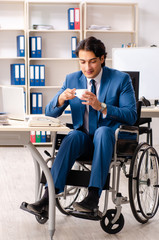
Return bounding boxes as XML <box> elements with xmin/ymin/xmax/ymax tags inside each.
<box><xmin>100</xmin><ymin>209</ymin><xmax>124</xmax><ymax>234</ymax></box>
<box><xmin>35</xmin><ymin>215</ymin><xmax>48</xmax><ymax>224</ymax></box>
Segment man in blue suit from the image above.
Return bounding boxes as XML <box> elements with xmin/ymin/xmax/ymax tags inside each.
<box><xmin>27</xmin><ymin>36</ymin><xmax>137</xmax><ymax>213</ymax></box>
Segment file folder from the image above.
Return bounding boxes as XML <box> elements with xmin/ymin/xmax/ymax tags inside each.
<box><xmin>46</xmin><ymin>131</ymin><xmax>51</xmax><ymax>142</ymax></box>
<box><xmin>36</xmin><ymin>131</ymin><xmax>41</xmax><ymax>143</ymax></box>
<box><xmin>64</xmin><ymin>106</ymin><xmax>71</xmax><ymax>114</ymax></box>
<box><xmin>30</xmin><ymin>37</ymin><xmax>36</xmax><ymax>58</ymax></box>
<box><xmin>39</xmin><ymin>65</ymin><xmax>45</xmax><ymax>86</ymax></box>
<box><xmin>41</xmin><ymin>131</ymin><xmax>46</xmax><ymax>142</ymax></box>
<box><xmin>11</xmin><ymin>64</ymin><xmax>20</xmax><ymax>85</ymax></box>
<box><xmin>71</xmin><ymin>36</ymin><xmax>77</xmax><ymax>58</ymax></box>
<box><xmin>24</xmin><ymin>91</ymin><xmax>26</xmax><ymax>113</ymax></box>
<box><xmin>30</xmin><ymin>131</ymin><xmax>36</xmax><ymax>143</ymax></box>
<box><xmin>36</xmin><ymin>36</ymin><xmax>42</xmax><ymax>58</ymax></box>
<box><xmin>68</xmin><ymin>8</ymin><xmax>74</xmax><ymax>29</ymax></box>
<box><xmin>17</xmin><ymin>35</ymin><xmax>25</xmax><ymax>57</ymax></box>
<box><xmin>31</xmin><ymin>93</ymin><xmax>37</xmax><ymax>114</ymax></box>
<box><xmin>19</xmin><ymin>64</ymin><xmax>25</xmax><ymax>85</ymax></box>
<box><xmin>35</xmin><ymin>65</ymin><xmax>40</xmax><ymax>86</ymax></box>
<box><xmin>74</xmin><ymin>8</ymin><xmax>80</xmax><ymax>30</ymax></box>
<box><xmin>37</xmin><ymin>92</ymin><xmax>43</xmax><ymax>114</ymax></box>
<box><xmin>30</xmin><ymin>65</ymin><xmax>35</xmax><ymax>86</ymax></box>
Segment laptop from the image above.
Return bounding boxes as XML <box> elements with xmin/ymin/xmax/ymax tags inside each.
<box><xmin>0</xmin><ymin>86</ymin><xmax>25</xmax><ymax>121</ymax></box>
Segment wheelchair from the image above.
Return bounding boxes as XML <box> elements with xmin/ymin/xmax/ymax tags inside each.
<box><xmin>22</xmin><ymin>102</ymin><xmax>159</xmax><ymax>235</ymax></box>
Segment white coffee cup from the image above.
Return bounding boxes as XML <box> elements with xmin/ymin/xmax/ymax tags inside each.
<box><xmin>75</xmin><ymin>89</ymin><xmax>88</xmax><ymax>99</ymax></box>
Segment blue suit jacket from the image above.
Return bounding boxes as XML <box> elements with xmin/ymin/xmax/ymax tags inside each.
<box><xmin>45</xmin><ymin>67</ymin><xmax>137</xmax><ymax>133</ymax></box>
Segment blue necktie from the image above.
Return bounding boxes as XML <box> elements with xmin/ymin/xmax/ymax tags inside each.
<box><xmin>89</xmin><ymin>79</ymin><xmax>98</xmax><ymax>135</ymax></box>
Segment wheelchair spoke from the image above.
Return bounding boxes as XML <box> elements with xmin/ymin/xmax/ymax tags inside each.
<box><xmin>136</xmin><ymin>145</ymin><xmax>159</xmax><ymax>219</ymax></box>
<box><xmin>56</xmin><ymin>187</ymin><xmax>88</xmax><ymax>215</ymax></box>
<box><xmin>129</xmin><ymin>143</ymin><xmax>151</xmax><ymax>223</ymax></box>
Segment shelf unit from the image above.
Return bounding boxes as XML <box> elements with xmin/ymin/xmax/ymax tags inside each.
<box><xmin>83</xmin><ymin>2</ymin><xmax>138</xmax><ymax>67</ymax></box>
<box><xmin>0</xmin><ymin>0</ymin><xmax>27</xmax><ymax>109</ymax></box>
<box><xmin>27</xmin><ymin>1</ymin><xmax>82</xmax><ymax>117</ymax></box>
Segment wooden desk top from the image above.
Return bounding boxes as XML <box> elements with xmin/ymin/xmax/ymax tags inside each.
<box><xmin>0</xmin><ymin>119</ymin><xmax>70</xmax><ymax>132</ymax></box>
<box><xmin>141</xmin><ymin>106</ymin><xmax>159</xmax><ymax>118</ymax></box>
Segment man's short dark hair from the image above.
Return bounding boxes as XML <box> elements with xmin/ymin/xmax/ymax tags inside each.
<box><xmin>75</xmin><ymin>36</ymin><xmax>107</xmax><ymax>67</ymax></box>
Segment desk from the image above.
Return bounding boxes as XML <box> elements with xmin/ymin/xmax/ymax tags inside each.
<box><xmin>141</xmin><ymin>106</ymin><xmax>159</xmax><ymax>118</ymax></box>
<box><xmin>0</xmin><ymin>120</ymin><xmax>69</xmax><ymax>240</ymax></box>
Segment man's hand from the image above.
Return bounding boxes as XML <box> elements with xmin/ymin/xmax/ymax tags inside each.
<box><xmin>58</xmin><ymin>88</ymin><xmax>76</xmax><ymax>107</ymax></box>
<box><xmin>81</xmin><ymin>91</ymin><xmax>101</xmax><ymax>111</ymax></box>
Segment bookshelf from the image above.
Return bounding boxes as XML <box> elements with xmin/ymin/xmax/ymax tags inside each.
<box><xmin>0</xmin><ymin>0</ymin><xmax>27</xmax><ymax>110</ymax></box>
<box><xmin>83</xmin><ymin>2</ymin><xmax>138</xmax><ymax>67</ymax></box>
<box><xmin>27</xmin><ymin>1</ymin><xmax>82</xmax><ymax>117</ymax></box>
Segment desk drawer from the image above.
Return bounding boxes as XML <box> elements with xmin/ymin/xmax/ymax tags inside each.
<box><xmin>0</xmin><ymin>131</ymin><xmax>30</xmax><ymax>146</ymax></box>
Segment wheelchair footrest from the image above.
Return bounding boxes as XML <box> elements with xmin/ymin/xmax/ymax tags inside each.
<box><xmin>20</xmin><ymin>202</ymin><xmax>48</xmax><ymax>219</ymax></box>
<box><xmin>68</xmin><ymin>209</ymin><xmax>102</xmax><ymax>221</ymax></box>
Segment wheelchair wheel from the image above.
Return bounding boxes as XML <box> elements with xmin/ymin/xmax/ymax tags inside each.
<box><xmin>35</xmin><ymin>204</ymin><xmax>48</xmax><ymax>224</ymax></box>
<box><xmin>56</xmin><ymin>186</ymin><xmax>87</xmax><ymax>215</ymax></box>
<box><xmin>137</xmin><ymin>145</ymin><xmax>159</xmax><ymax>219</ymax></box>
<box><xmin>35</xmin><ymin>215</ymin><xmax>48</xmax><ymax>224</ymax></box>
<box><xmin>100</xmin><ymin>209</ymin><xmax>124</xmax><ymax>234</ymax></box>
<box><xmin>129</xmin><ymin>142</ymin><xmax>159</xmax><ymax>223</ymax></box>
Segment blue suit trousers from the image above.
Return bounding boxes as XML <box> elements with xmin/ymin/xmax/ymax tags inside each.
<box><xmin>50</xmin><ymin>126</ymin><xmax>115</xmax><ymax>194</ymax></box>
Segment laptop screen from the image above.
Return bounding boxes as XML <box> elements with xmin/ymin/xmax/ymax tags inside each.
<box><xmin>0</xmin><ymin>86</ymin><xmax>25</xmax><ymax>120</ymax></box>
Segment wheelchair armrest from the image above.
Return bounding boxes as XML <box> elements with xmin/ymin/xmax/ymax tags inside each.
<box><xmin>119</xmin><ymin>125</ymin><xmax>139</xmax><ymax>132</ymax></box>
<box><xmin>115</xmin><ymin>125</ymin><xmax>139</xmax><ymax>142</ymax></box>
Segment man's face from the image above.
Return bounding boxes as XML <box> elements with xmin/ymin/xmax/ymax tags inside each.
<box><xmin>78</xmin><ymin>50</ymin><xmax>104</xmax><ymax>79</ymax></box>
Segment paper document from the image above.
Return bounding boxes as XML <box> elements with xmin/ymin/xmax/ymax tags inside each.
<box><xmin>88</xmin><ymin>25</ymin><xmax>111</xmax><ymax>30</ymax></box>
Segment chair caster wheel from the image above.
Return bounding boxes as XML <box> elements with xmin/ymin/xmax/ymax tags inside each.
<box><xmin>100</xmin><ymin>209</ymin><xmax>124</xmax><ymax>234</ymax></box>
<box><xmin>35</xmin><ymin>215</ymin><xmax>48</xmax><ymax>224</ymax></box>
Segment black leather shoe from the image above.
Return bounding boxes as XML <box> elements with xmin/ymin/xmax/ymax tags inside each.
<box><xmin>27</xmin><ymin>197</ymin><xmax>48</xmax><ymax>214</ymax></box>
<box><xmin>73</xmin><ymin>194</ymin><xmax>99</xmax><ymax>213</ymax></box>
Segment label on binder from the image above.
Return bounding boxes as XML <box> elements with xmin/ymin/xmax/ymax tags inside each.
<box><xmin>20</xmin><ymin>64</ymin><xmax>25</xmax><ymax>85</ymax></box>
<box><xmin>71</xmin><ymin>37</ymin><xmax>77</xmax><ymax>58</ymax></box>
<box><xmin>37</xmin><ymin>93</ymin><xmax>42</xmax><ymax>114</ymax></box>
<box><xmin>31</xmin><ymin>93</ymin><xmax>37</xmax><ymax>114</ymax></box>
<box><xmin>74</xmin><ymin>8</ymin><xmax>80</xmax><ymax>30</ymax></box>
<box><xmin>35</xmin><ymin>65</ymin><xmax>40</xmax><ymax>86</ymax></box>
<box><xmin>68</xmin><ymin>8</ymin><xmax>74</xmax><ymax>29</ymax></box>
<box><xmin>40</xmin><ymin>65</ymin><xmax>45</xmax><ymax>86</ymax></box>
<box><xmin>30</xmin><ymin>65</ymin><xmax>35</xmax><ymax>86</ymax></box>
<box><xmin>17</xmin><ymin>35</ymin><xmax>25</xmax><ymax>57</ymax></box>
<box><xmin>36</xmin><ymin>37</ymin><xmax>42</xmax><ymax>58</ymax></box>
